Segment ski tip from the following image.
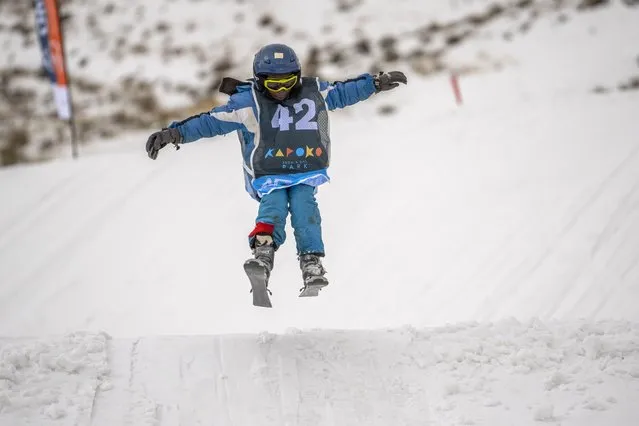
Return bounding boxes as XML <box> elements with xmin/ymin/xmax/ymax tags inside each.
<box><xmin>252</xmin><ymin>289</ymin><xmax>272</xmax><ymax>308</ymax></box>
<box><xmin>298</xmin><ymin>280</ymin><xmax>328</xmax><ymax>298</ymax></box>
<box><xmin>299</xmin><ymin>288</ymin><xmax>320</xmax><ymax>298</ymax></box>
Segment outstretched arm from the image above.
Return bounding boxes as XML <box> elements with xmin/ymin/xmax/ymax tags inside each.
<box><xmin>320</xmin><ymin>71</ymin><xmax>407</xmax><ymax>111</ymax></box>
<box><xmin>146</xmin><ymin>91</ymin><xmax>254</xmax><ymax>159</ymax></box>
<box><xmin>320</xmin><ymin>74</ymin><xmax>376</xmax><ymax>110</ymax></box>
<box><xmin>169</xmin><ymin>101</ymin><xmax>246</xmax><ymax>143</ymax></box>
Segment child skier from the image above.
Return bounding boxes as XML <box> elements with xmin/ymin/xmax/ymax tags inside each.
<box><xmin>145</xmin><ymin>43</ymin><xmax>407</xmax><ymax>307</ymax></box>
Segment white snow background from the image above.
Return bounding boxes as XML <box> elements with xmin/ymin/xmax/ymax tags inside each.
<box><xmin>1</xmin><ymin>0</ymin><xmax>639</xmax><ymax>425</ymax></box>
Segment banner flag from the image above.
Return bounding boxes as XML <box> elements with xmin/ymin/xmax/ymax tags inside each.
<box><xmin>35</xmin><ymin>0</ymin><xmax>72</xmax><ymax>121</ymax></box>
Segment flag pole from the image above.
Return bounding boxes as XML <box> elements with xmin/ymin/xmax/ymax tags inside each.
<box><xmin>52</xmin><ymin>0</ymin><xmax>78</xmax><ymax>159</ymax></box>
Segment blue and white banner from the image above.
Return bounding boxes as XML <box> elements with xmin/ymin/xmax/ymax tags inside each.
<box><xmin>35</xmin><ymin>0</ymin><xmax>72</xmax><ymax>121</ymax></box>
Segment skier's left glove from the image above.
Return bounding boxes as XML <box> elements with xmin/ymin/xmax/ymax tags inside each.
<box><xmin>145</xmin><ymin>127</ymin><xmax>183</xmax><ymax>160</ymax></box>
<box><xmin>373</xmin><ymin>71</ymin><xmax>408</xmax><ymax>92</ymax></box>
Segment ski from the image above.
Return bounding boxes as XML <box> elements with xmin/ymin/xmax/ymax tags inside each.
<box><xmin>243</xmin><ymin>259</ymin><xmax>272</xmax><ymax>308</ymax></box>
<box><xmin>299</xmin><ymin>276</ymin><xmax>328</xmax><ymax>298</ymax></box>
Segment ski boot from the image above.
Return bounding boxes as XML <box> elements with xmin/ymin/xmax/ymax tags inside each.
<box><xmin>298</xmin><ymin>253</ymin><xmax>328</xmax><ymax>297</ymax></box>
<box><xmin>244</xmin><ymin>235</ymin><xmax>275</xmax><ymax>307</ymax></box>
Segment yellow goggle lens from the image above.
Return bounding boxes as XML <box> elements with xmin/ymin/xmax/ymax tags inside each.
<box><xmin>264</xmin><ymin>75</ymin><xmax>298</xmax><ymax>92</ymax></box>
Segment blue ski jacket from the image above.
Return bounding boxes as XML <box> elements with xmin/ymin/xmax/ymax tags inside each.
<box><xmin>169</xmin><ymin>74</ymin><xmax>377</xmax><ymax>200</ymax></box>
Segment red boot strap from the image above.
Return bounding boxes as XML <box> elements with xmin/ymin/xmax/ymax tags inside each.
<box><xmin>249</xmin><ymin>222</ymin><xmax>275</xmax><ymax>238</ymax></box>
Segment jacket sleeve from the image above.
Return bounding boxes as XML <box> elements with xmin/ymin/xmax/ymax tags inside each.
<box><xmin>320</xmin><ymin>74</ymin><xmax>377</xmax><ymax>111</ymax></box>
<box><xmin>168</xmin><ymin>95</ymin><xmax>250</xmax><ymax>143</ymax></box>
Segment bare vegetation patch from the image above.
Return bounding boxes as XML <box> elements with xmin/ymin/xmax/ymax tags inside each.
<box><xmin>304</xmin><ymin>46</ymin><xmax>321</xmax><ymax>77</ymax></box>
<box><xmin>408</xmin><ymin>49</ymin><xmax>444</xmax><ymax>75</ymax></box>
<box><xmin>577</xmin><ymin>0</ymin><xmax>609</xmax><ymax>10</ymax></box>
<box><xmin>1</xmin><ymin>128</ymin><xmax>29</xmax><ymax>166</ymax></box>
<box><xmin>258</xmin><ymin>14</ymin><xmax>273</xmax><ymax>28</ymax></box>
<box><xmin>618</xmin><ymin>76</ymin><xmax>639</xmax><ymax>91</ymax></box>
<box><xmin>156</xmin><ymin>21</ymin><xmax>171</xmax><ymax>33</ymax></box>
<box><xmin>354</xmin><ymin>38</ymin><xmax>371</xmax><ymax>55</ymax></box>
<box><xmin>336</xmin><ymin>0</ymin><xmax>363</xmax><ymax>13</ymax></box>
<box><xmin>131</xmin><ymin>44</ymin><xmax>149</xmax><ymax>55</ymax></box>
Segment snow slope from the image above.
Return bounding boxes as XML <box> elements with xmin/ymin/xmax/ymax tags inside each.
<box><xmin>1</xmin><ymin>1</ymin><xmax>639</xmax><ymax>425</ymax></box>
<box><xmin>2</xmin><ymin>78</ymin><xmax>638</xmax><ymax>337</ymax></box>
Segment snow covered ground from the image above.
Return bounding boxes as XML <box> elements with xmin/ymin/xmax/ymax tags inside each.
<box><xmin>1</xmin><ymin>1</ymin><xmax>639</xmax><ymax>425</ymax></box>
<box><xmin>2</xmin><ymin>322</ymin><xmax>638</xmax><ymax>425</ymax></box>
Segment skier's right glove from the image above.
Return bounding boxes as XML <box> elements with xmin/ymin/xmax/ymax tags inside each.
<box><xmin>145</xmin><ymin>127</ymin><xmax>183</xmax><ymax>160</ymax></box>
<box><xmin>373</xmin><ymin>71</ymin><xmax>408</xmax><ymax>92</ymax></box>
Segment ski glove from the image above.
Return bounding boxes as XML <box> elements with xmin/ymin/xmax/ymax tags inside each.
<box><xmin>373</xmin><ymin>71</ymin><xmax>408</xmax><ymax>92</ymax></box>
<box><xmin>145</xmin><ymin>127</ymin><xmax>183</xmax><ymax>160</ymax></box>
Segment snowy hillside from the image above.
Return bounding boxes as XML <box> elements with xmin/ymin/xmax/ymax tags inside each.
<box><xmin>1</xmin><ymin>0</ymin><xmax>639</xmax><ymax>425</ymax></box>
<box><xmin>2</xmin><ymin>0</ymin><xmax>638</xmax><ymax>164</ymax></box>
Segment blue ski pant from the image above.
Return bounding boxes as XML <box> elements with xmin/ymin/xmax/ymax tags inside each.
<box><xmin>249</xmin><ymin>184</ymin><xmax>325</xmax><ymax>256</ymax></box>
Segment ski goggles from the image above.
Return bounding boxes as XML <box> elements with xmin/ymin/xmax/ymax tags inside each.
<box><xmin>263</xmin><ymin>74</ymin><xmax>298</xmax><ymax>92</ymax></box>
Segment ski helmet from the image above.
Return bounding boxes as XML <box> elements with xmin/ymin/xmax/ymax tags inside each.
<box><xmin>253</xmin><ymin>44</ymin><xmax>301</xmax><ymax>90</ymax></box>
